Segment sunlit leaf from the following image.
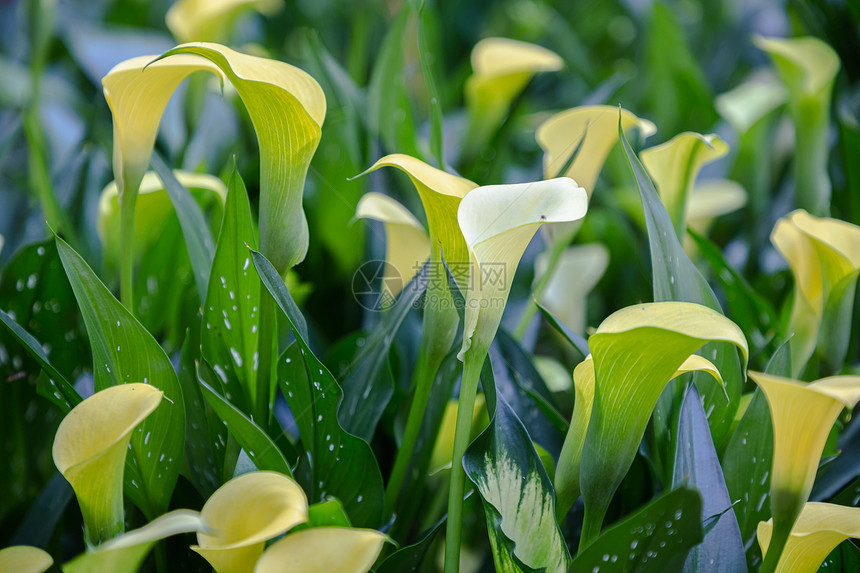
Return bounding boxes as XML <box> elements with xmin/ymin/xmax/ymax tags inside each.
<box><xmin>254</xmin><ymin>527</ymin><xmax>388</xmax><ymax>573</ymax></box>
<box><xmin>754</xmin><ymin>35</ymin><xmax>840</xmax><ymax>215</ymax></box>
<box><xmin>771</xmin><ymin>209</ymin><xmax>860</xmax><ymax>375</ymax></box>
<box><xmin>166</xmin><ymin>0</ymin><xmax>283</xmax><ymax>43</ymax></box>
<box><xmin>749</xmin><ymin>371</ymin><xmax>860</xmax><ymax>565</ymax></box>
<box><xmin>0</xmin><ymin>546</ymin><xmax>52</xmax><ymax>573</ymax></box>
<box><xmin>103</xmin><ymin>42</ymin><xmax>325</xmax><ymax>273</ymax></box>
<box><xmin>63</xmin><ymin>510</ymin><xmax>206</xmax><ymax>573</ymax></box>
<box><xmin>457</xmin><ymin>177</ymin><xmax>588</xmax><ymax>359</ymax></box>
<box><xmin>355</xmin><ymin>192</ymin><xmax>430</xmax><ymax>297</ymax></box>
<box><xmin>192</xmin><ymin>471</ymin><xmax>308</xmax><ymax>573</ymax></box>
<box><xmin>52</xmin><ymin>384</ymin><xmax>162</xmax><ymax>543</ymax></box>
<box><xmin>464</xmin><ymin>37</ymin><xmax>562</xmax><ymax>153</ymax></box>
<box><xmin>640</xmin><ymin>131</ymin><xmax>728</xmax><ymax>238</ymax></box>
<box><xmin>534</xmin><ymin>242</ymin><xmax>608</xmax><ymax>335</ymax></box>
<box><xmin>758</xmin><ymin>502</ymin><xmax>860</xmax><ymax>573</ymax></box>
<box><xmin>578</xmin><ymin>302</ymin><xmax>748</xmax><ymax>545</ymax></box>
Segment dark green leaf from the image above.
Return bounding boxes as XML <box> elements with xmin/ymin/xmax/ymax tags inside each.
<box><xmin>571</xmin><ymin>487</ymin><xmax>704</xmax><ymax>572</ymax></box>
<box><xmin>56</xmin><ymin>235</ymin><xmax>185</xmax><ymax>519</ymax></box>
<box><xmin>376</xmin><ymin>516</ymin><xmax>445</xmax><ymax>573</ymax></box>
<box><xmin>672</xmin><ymin>385</ymin><xmax>745</xmax><ymax>572</ymax></box>
<box><xmin>535</xmin><ymin>301</ymin><xmax>590</xmax><ymax>359</ymax></box>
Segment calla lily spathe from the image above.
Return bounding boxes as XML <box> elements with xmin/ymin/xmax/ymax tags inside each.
<box><xmin>254</xmin><ymin>527</ymin><xmax>389</xmax><ymax>573</ymax></box>
<box><xmin>577</xmin><ymin>302</ymin><xmax>748</xmax><ymax>546</ymax></box>
<box><xmin>640</xmin><ymin>131</ymin><xmax>730</xmax><ymax>238</ymax></box>
<box><xmin>52</xmin><ymin>383</ymin><xmax>163</xmax><ymax>544</ymax></box>
<box><xmin>771</xmin><ymin>210</ymin><xmax>860</xmax><ymax>375</ymax></box>
<box><xmin>464</xmin><ymin>37</ymin><xmax>562</xmax><ymax>151</ymax></box>
<box><xmin>63</xmin><ymin>510</ymin><xmax>207</xmax><ymax>573</ymax></box>
<box><xmin>758</xmin><ymin>502</ymin><xmax>860</xmax><ymax>573</ymax></box>
<box><xmin>192</xmin><ymin>471</ymin><xmax>309</xmax><ymax>573</ymax></box>
<box><xmin>749</xmin><ymin>371</ymin><xmax>860</xmax><ymax>571</ymax></box>
<box><xmin>355</xmin><ymin>192</ymin><xmax>430</xmax><ymax>297</ymax></box>
<box><xmin>0</xmin><ymin>546</ymin><xmax>52</xmax><ymax>573</ymax></box>
<box><xmin>555</xmin><ymin>351</ymin><xmax>723</xmax><ymax>518</ymax></box>
<box><xmin>457</xmin><ymin>177</ymin><xmax>588</xmax><ymax>359</ymax></box>
<box><xmin>166</xmin><ymin>0</ymin><xmax>283</xmax><ymax>44</ymax></box>
<box><xmin>103</xmin><ymin>42</ymin><xmax>325</xmax><ymax>275</ymax></box>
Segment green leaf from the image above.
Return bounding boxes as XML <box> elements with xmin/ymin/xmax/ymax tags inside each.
<box><xmin>672</xmin><ymin>385</ymin><xmax>746</xmax><ymax>571</ymax></box>
<box><xmin>376</xmin><ymin>516</ymin><xmax>445</xmax><ymax>573</ymax></box>
<box><xmin>306</xmin><ymin>498</ymin><xmax>352</xmax><ymax>528</ymax></box>
<box><xmin>253</xmin><ymin>249</ymin><xmax>383</xmax><ymax>527</ymax></box>
<box><xmin>621</xmin><ymin>117</ymin><xmax>745</xmax><ymax>451</ymax></box>
<box><xmin>55</xmin><ymin>235</ymin><xmax>184</xmax><ymax>519</ymax></box>
<box><xmin>149</xmin><ymin>153</ymin><xmax>216</xmax><ymax>303</ymax></box>
<box><xmin>463</xmin><ymin>386</ymin><xmax>570</xmax><ymax>572</ymax></box>
<box><xmin>338</xmin><ymin>264</ymin><xmax>428</xmax><ymax>441</ymax></box>
<box><xmin>571</xmin><ymin>487</ymin><xmax>704</xmax><ymax>572</ymax></box>
<box><xmin>535</xmin><ymin>301</ymin><xmax>590</xmax><ymax>358</ymax></box>
<box><xmin>201</xmin><ymin>166</ymin><xmax>259</xmax><ymax>416</ymax></box>
<box><xmin>197</xmin><ymin>369</ymin><xmax>292</xmax><ymax>476</ymax></box>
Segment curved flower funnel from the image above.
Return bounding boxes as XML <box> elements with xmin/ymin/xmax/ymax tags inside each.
<box><xmin>355</xmin><ymin>192</ymin><xmax>430</xmax><ymax>298</ymax></box>
<box><xmin>458</xmin><ymin>178</ymin><xmax>588</xmax><ymax>359</ymax></box>
<box><xmin>748</xmin><ymin>371</ymin><xmax>860</xmax><ymax>571</ymax></box>
<box><xmin>536</xmin><ymin>106</ymin><xmax>656</xmax><ymax>194</ymax></box>
<box><xmin>578</xmin><ymin>302</ymin><xmax>748</xmax><ymax>546</ymax></box>
<box><xmin>754</xmin><ymin>36</ymin><xmax>840</xmax><ymax>215</ymax></box>
<box><xmin>716</xmin><ymin>70</ymin><xmax>787</xmax><ymax>136</ymax></box>
<box><xmin>103</xmin><ymin>42</ymin><xmax>325</xmax><ymax>276</ymax></box>
<box><xmin>192</xmin><ymin>471</ymin><xmax>309</xmax><ymax>573</ymax></box>
<box><xmin>640</xmin><ymin>131</ymin><xmax>729</xmax><ymax>238</ymax></box>
<box><xmin>98</xmin><ymin>170</ymin><xmax>227</xmax><ymax>268</ymax></box>
<box><xmin>758</xmin><ymin>502</ymin><xmax>860</xmax><ymax>573</ymax></box>
<box><xmin>555</xmin><ymin>352</ymin><xmax>722</xmax><ymax>518</ymax></box>
<box><xmin>0</xmin><ymin>546</ymin><xmax>52</xmax><ymax>573</ymax></box>
<box><xmin>534</xmin><ymin>243</ymin><xmax>609</xmax><ymax>335</ymax></box>
<box><xmin>167</xmin><ymin>0</ymin><xmax>283</xmax><ymax>44</ymax></box>
<box><xmin>52</xmin><ymin>383</ymin><xmax>163</xmax><ymax>544</ymax></box>
<box><xmin>771</xmin><ymin>210</ymin><xmax>860</xmax><ymax>375</ymax></box>
<box><xmin>254</xmin><ymin>527</ymin><xmax>388</xmax><ymax>573</ymax></box>
<box><xmin>464</xmin><ymin>37</ymin><xmax>562</xmax><ymax>152</ymax></box>
<box><xmin>64</xmin><ymin>510</ymin><xmax>207</xmax><ymax>573</ymax></box>
<box><xmin>362</xmin><ymin>154</ymin><xmax>477</xmax><ymax>288</ymax></box>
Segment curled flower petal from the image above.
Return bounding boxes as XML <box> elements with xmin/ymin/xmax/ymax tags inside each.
<box><xmin>253</xmin><ymin>527</ymin><xmax>388</xmax><ymax>573</ymax></box>
<box><xmin>0</xmin><ymin>546</ymin><xmax>52</xmax><ymax>573</ymax></box>
<box><xmin>166</xmin><ymin>0</ymin><xmax>283</xmax><ymax>44</ymax></box>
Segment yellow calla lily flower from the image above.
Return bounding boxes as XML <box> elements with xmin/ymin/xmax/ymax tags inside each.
<box><xmin>640</xmin><ymin>131</ymin><xmax>729</xmax><ymax>237</ymax></box>
<box><xmin>578</xmin><ymin>302</ymin><xmax>748</xmax><ymax>546</ymax></box>
<box><xmin>254</xmin><ymin>527</ymin><xmax>388</xmax><ymax>573</ymax></box>
<box><xmin>166</xmin><ymin>0</ymin><xmax>283</xmax><ymax>44</ymax></box>
<box><xmin>457</xmin><ymin>177</ymin><xmax>589</xmax><ymax>359</ymax></box>
<box><xmin>97</xmin><ymin>170</ymin><xmax>227</xmax><ymax>268</ymax></box>
<box><xmin>0</xmin><ymin>546</ymin><xmax>52</xmax><ymax>573</ymax></box>
<box><xmin>771</xmin><ymin>210</ymin><xmax>860</xmax><ymax>375</ymax></box>
<box><xmin>103</xmin><ymin>43</ymin><xmax>324</xmax><ymax>310</ymax></box>
<box><xmin>748</xmin><ymin>371</ymin><xmax>860</xmax><ymax>572</ymax></box>
<box><xmin>686</xmin><ymin>179</ymin><xmax>747</xmax><ymax>237</ymax></box>
<box><xmin>758</xmin><ymin>502</ymin><xmax>860</xmax><ymax>573</ymax></box>
<box><xmin>464</xmin><ymin>37</ymin><xmax>562</xmax><ymax>153</ymax></box>
<box><xmin>534</xmin><ymin>243</ymin><xmax>609</xmax><ymax>335</ymax></box>
<box><xmin>52</xmin><ymin>384</ymin><xmax>163</xmax><ymax>544</ymax></box>
<box><xmin>355</xmin><ymin>192</ymin><xmax>430</xmax><ymax>298</ymax></box>
<box><xmin>716</xmin><ymin>70</ymin><xmax>788</xmax><ymax>136</ymax></box>
<box><xmin>63</xmin><ymin>510</ymin><xmax>207</xmax><ymax>573</ymax></box>
<box><xmin>754</xmin><ymin>36</ymin><xmax>840</xmax><ymax>216</ymax></box>
<box><xmin>555</xmin><ymin>352</ymin><xmax>723</xmax><ymax>518</ymax></box>
<box><xmin>192</xmin><ymin>471</ymin><xmax>309</xmax><ymax>573</ymax></box>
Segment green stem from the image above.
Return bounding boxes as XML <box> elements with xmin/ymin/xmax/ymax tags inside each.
<box><xmin>793</xmin><ymin>99</ymin><xmax>830</xmax><ymax>216</ymax></box>
<box><xmin>443</xmin><ymin>350</ymin><xmax>484</xmax><ymax>573</ymax></box>
<box><xmin>154</xmin><ymin>542</ymin><xmax>168</xmax><ymax>573</ymax></box>
<box><xmin>514</xmin><ymin>233</ymin><xmax>568</xmax><ymax>339</ymax></box>
<box><xmin>579</xmin><ymin>502</ymin><xmax>608</xmax><ymax>553</ymax></box>
<box><xmin>255</xmin><ymin>286</ymin><xmax>277</xmax><ymax>427</ymax></box>
<box><xmin>119</xmin><ymin>186</ymin><xmax>137</xmax><ymax>313</ymax></box>
<box><xmin>758</xmin><ymin>522</ymin><xmax>791</xmax><ymax>573</ymax></box>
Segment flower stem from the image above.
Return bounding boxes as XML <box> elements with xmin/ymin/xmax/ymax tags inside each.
<box><xmin>758</xmin><ymin>522</ymin><xmax>791</xmax><ymax>573</ymax></box>
<box><xmin>579</xmin><ymin>502</ymin><xmax>608</xmax><ymax>553</ymax></box>
<box><xmin>514</xmin><ymin>233</ymin><xmax>568</xmax><ymax>339</ymax></box>
<box><xmin>443</xmin><ymin>350</ymin><xmax>485</xmax><ymax>573</ymax></box>
<box><xmin>119</xmin><ymin>186</ymin><xmax>137</xmax><ymax>313</ymax></box>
